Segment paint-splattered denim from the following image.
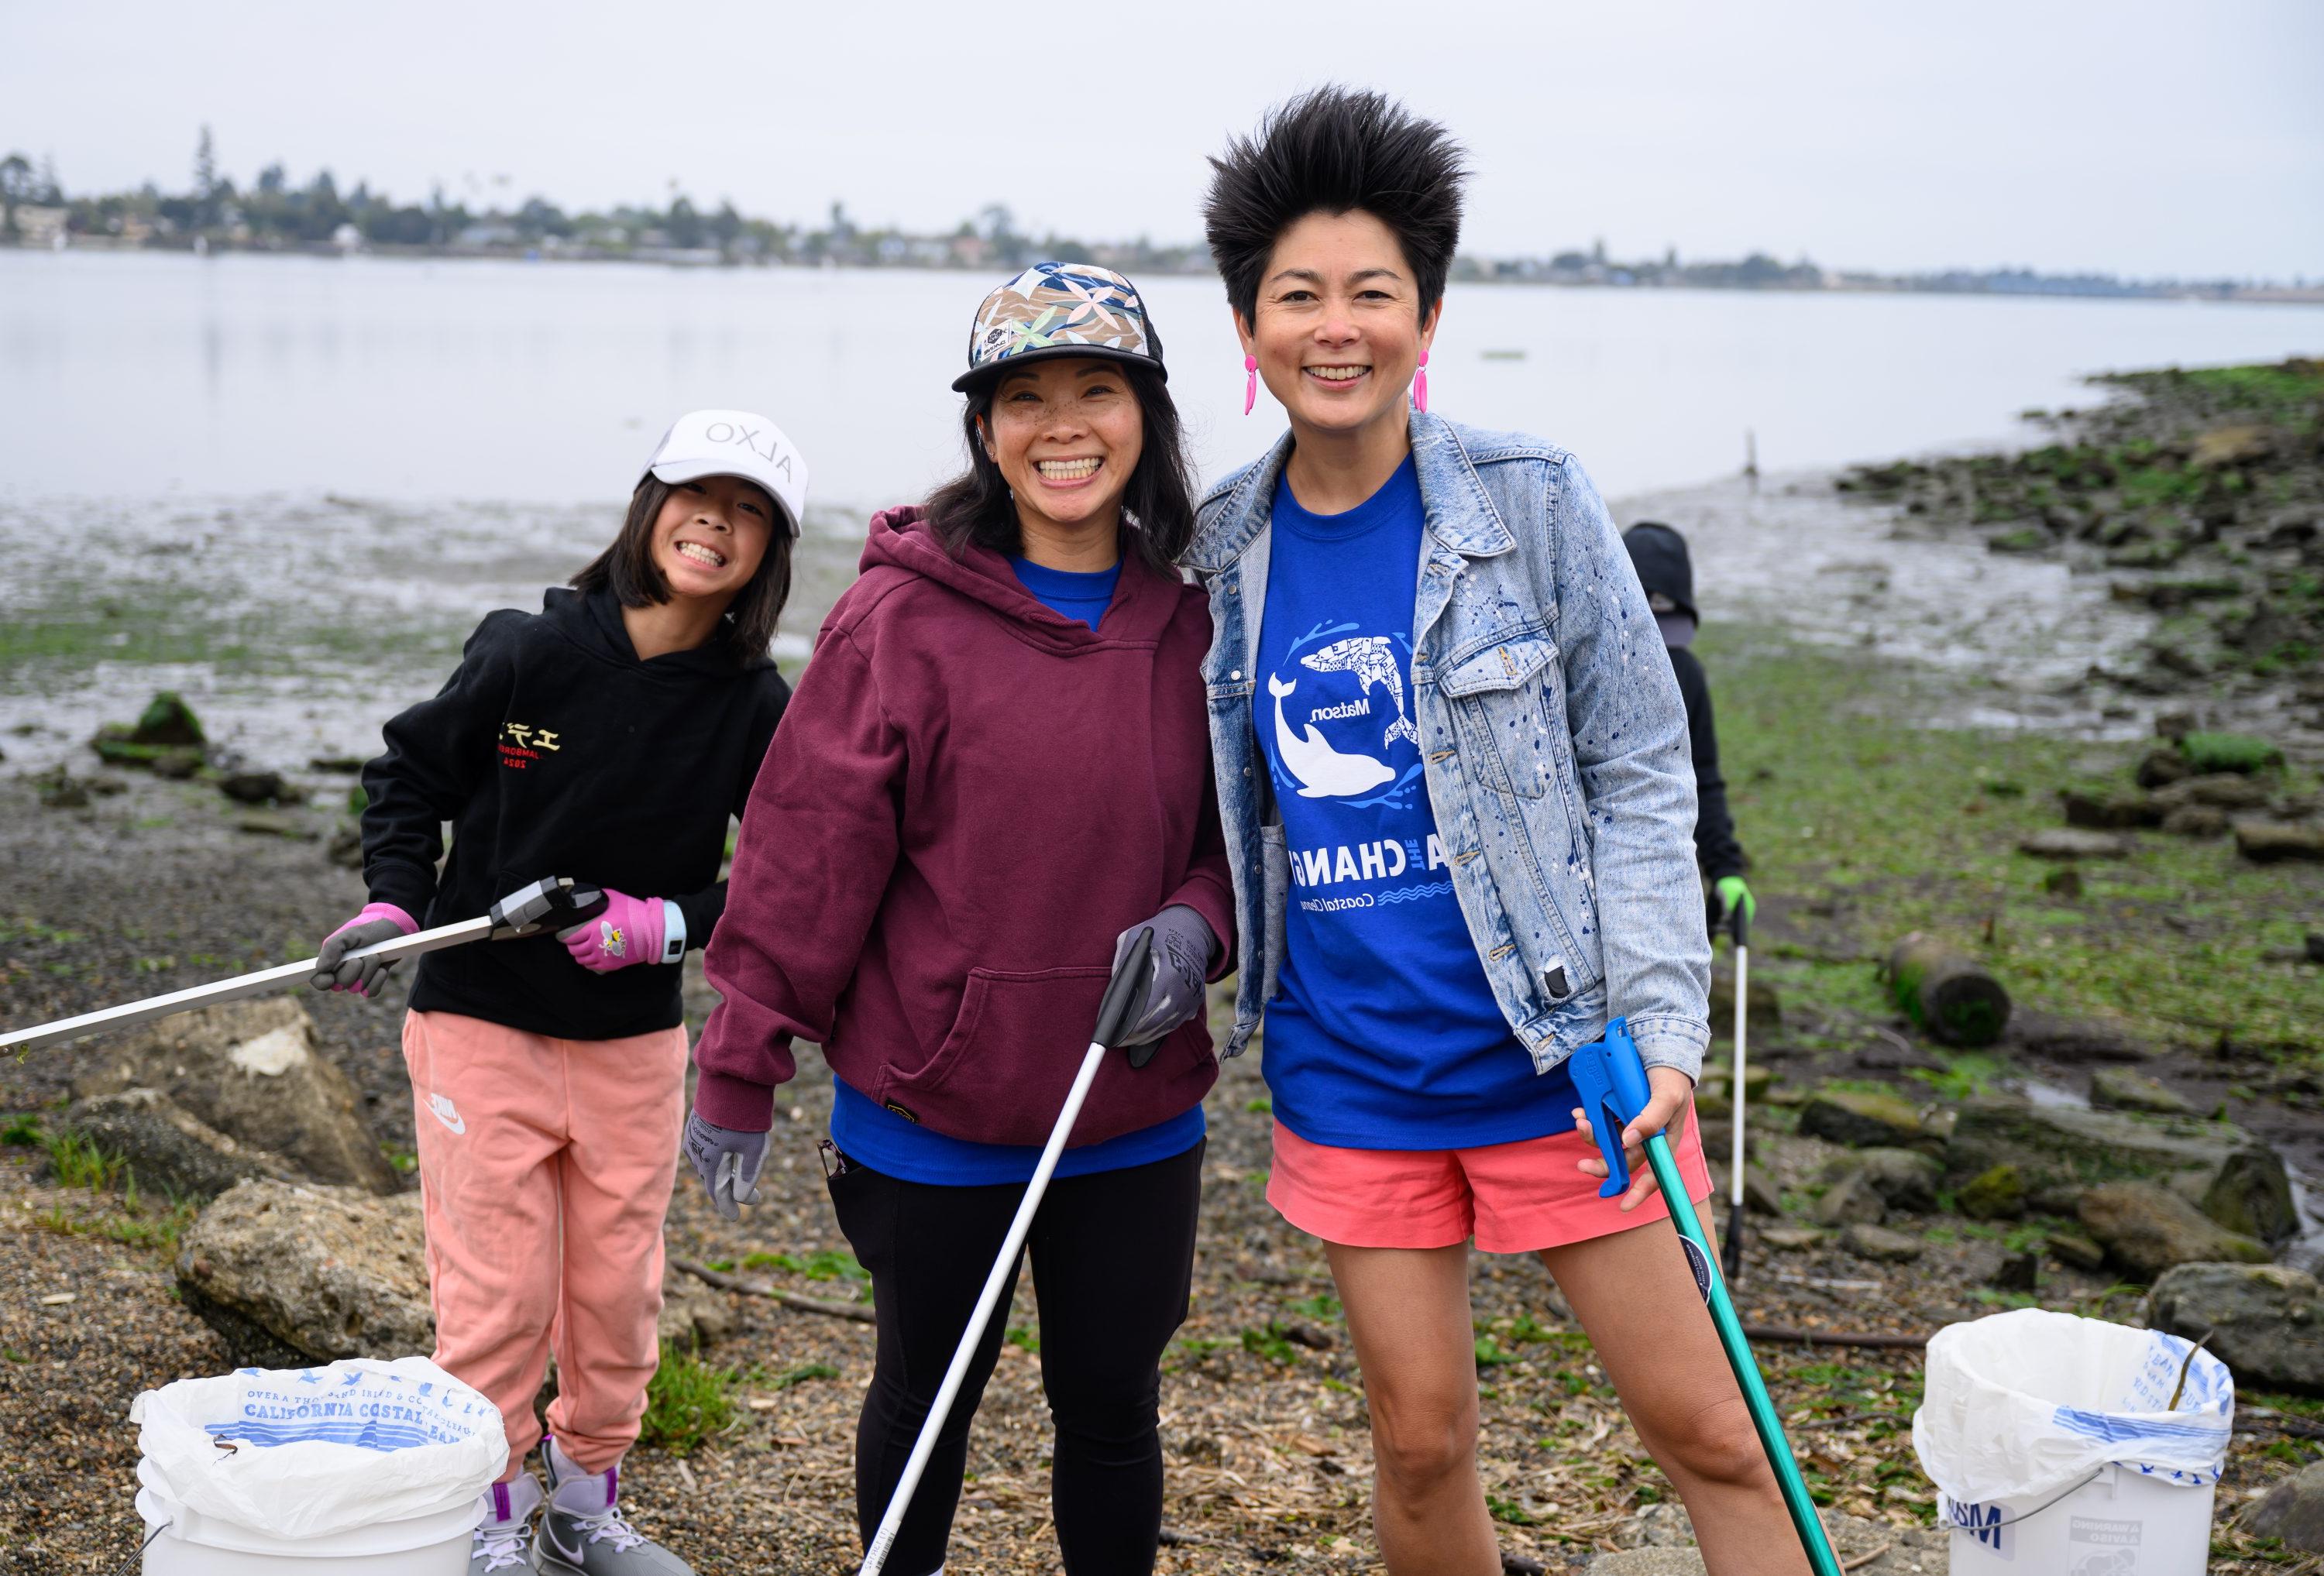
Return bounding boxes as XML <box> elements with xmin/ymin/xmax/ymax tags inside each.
<box><xmin>1184</xmin><ymin>412</ymin><xmax>1711</xmax><ymax>1082</ymax></box>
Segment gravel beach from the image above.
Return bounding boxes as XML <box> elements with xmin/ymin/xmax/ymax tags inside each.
<box><xmin>2</xmin><ymin>762</ymin><xmax>2317</xmax><ymax>1574</ymax></box>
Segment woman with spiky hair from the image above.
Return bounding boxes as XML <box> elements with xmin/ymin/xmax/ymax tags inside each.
<box><xmin>1186</xmin><ymin>88</ymin><xmax>1807</xmax><ymax>1574</ymax></box>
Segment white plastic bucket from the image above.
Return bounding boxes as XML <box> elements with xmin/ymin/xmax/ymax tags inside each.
<box><xmin>1913</xmin><ymin>1309</ymin><xmax>2232</xmax><ymax>1576</ymax></box>
<box><xmin>1939</xmin><ymin>1462</ymin><xmax>2214</xmax><ymax>1574</ymax></box>
<box><xmin>138</xmin><ymin>1486</ymin><xmax>479</xmax><ymax>1574</ymax></box>
<box><xmin>129</xmin><ymin>1358</ymin><xmax>504</xmax><ymax>1575</ymax></box>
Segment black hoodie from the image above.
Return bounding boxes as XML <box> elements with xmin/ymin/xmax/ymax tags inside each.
<box><xmin>1621</xmin><ymin>524</ymin><xmax>1745</xmax><ymax>884</ymax></box>
<box><xmin>360</xmin><ymin>586</ymin><xmax>789</xmax><ymax>1040</ymax></box>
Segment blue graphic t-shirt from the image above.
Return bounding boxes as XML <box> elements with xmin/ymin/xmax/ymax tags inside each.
<box><xmin>1255</xmin><ymin>455</ymin><xmax>1577</xmax><ymax>1150</ymax></box>
<box><xmin>829</xmin><ymin>552</ymin><xmax>1205</xmax><ymax>1186</ymax></box>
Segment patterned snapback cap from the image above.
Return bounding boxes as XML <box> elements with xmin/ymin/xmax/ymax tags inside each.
<box><xmin>952</xmin><ymin>261</ymin><xmax>1167</xmax><ymax>392</ymax></box>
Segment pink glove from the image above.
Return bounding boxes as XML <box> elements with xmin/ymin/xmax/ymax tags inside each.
<box><xmin>557</xmin><ymin>888</ymin><xmax>682</xmax><ymax>973</ymax></box>
<box><xmin>311</xmin><ymin>902</ymin><xmax>419</xmax><ymax>997</ymax></box>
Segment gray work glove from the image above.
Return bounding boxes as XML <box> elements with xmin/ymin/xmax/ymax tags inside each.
<box><xmin>309</xmin><ymin>905</ymin><xmax>418</xmax><ymax>998</ymax></box>
<box><xmin>1109</xmin><ymin>904</ymin><xmax>1216</xmax><ymax>1048</ymax></box>
<box><xmin>682</xmin><ymin>1109</ymin><xmax>768</xmax><ymax>1221</ymax></box>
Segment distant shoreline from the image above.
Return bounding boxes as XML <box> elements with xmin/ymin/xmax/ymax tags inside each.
<box><xmin>9</xmin><ymin>235</ymin><xmax>2319</xmax><ymax>307</ymax></box>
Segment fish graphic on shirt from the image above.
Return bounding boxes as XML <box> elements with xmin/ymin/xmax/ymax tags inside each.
<box><xmin>1301</xmin><ymin>637</ymin><xmax>1419</xmax><ymax>750</ymax></box>
<box><xmin>1269</xmin><ymin>675</ymin><xmax>1395</xmax><ymax>798</ymax></box>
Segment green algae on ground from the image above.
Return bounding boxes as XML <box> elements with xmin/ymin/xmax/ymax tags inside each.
<box><xmin>1700</xmin><ymin>625</ymin><xmax>2324</xmax><ymax>1061</ymax></box>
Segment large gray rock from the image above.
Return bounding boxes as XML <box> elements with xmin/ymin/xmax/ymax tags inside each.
<box><xmin>2149</xmin><ymin>1263</ymin><xmax>2323</xmax><ymax>1396</ymax></box>
<box><xmin>2020</xmin><ymin>827</ymin><xmax>2133</xmax><ymax>860</ymax></box>
<box><xmin>2077</xmin><ymin>1183</ymin><xmax>2271</xmax><ymax>1279</ymax></box>
<box><xmin>1946</xmin><ymin>1098</ymin><xmax>2295</xmax><ymax>1243</ymax></box>
<box><xmin>658</xmin><ymin>1268</ymin><xmax>736</xmax><ymax>1351</ymax></box>
<box><xmin>1799</xmin><ymin>1087</ymin><xmax>1932</xmax><ymax>1150</ymax></box>
<box><xmin>1841</xmin><ymin>1222</ymin><xmax>1924</xmax><ymax>1262</ymax></box>
<box><xmin>1825</xmin><ymin>1147</ymin><xmax>1944</xmax><ymax>1211</ymax></box>
<box><xmin>2154</xmin><ymin>772</ymin><xmax>2272</xmax><ymax>812</ymax></box>
<box><xmin>64</xmin><ymin>1088</ymin><xmax>297</xmax><ymax>1200</ymax></box>
<box><xmin>2243</xmin><ymin>1460</ymin><xmax>2324</xmax><ymax>1552</ymax></box>
<box><xmin>1813</xmin><ymin>1169</ymin><xmax>1887</xmax><ymax>1227</ymax></box>
<box><xmin>2089</xmin><ymin>1066</ymin><xmax>2195</xmax><ymax>1116</ymax></box>
<box><xmin>176</xmin><ymin>1179</ymin><xmax>433</xmax><ymax>1364</ymax></box>
<box><xmin>2006</xmin><ymin>1011</ymin><xmax>2158</xmax><ymax>1063</ymax></box>
<box><xmin>2236</xmin><ymin>820</ymin><xmax>2324</xmax><ymax>863</ymax></box>
<box><xmin>75</xmin><ymin>997</ymin><xmax>400</xmax><ymax>1193</ymax></box>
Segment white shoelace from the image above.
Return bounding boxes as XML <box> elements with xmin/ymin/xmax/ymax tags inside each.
<box><xmin>471</xmin><ymin>1523</ymin><xmax>533</xmax><ymax>1571</ymax></box>
<box><xmin>569</xmin><ymin>1508</ymin><xmax>647</xmax><ymax>1553</ymax></box>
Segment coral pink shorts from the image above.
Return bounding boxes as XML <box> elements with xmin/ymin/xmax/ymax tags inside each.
<box><xmin>1267</xmin><ymin>1107</ymin><xmax>1715</xmax><ymax>1254</ymax></box>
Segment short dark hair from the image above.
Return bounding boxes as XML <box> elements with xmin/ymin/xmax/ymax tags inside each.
<box><xmin>923</xmin><ymin>360</ymin><xmax>1197</xmax><ymax>575</ymax></box>
<box><xmin>1203</xmin><ymin>86</ymin><xmax>1469</xmax><ymax>329</ymax></box>
<box><xmin>570</xmin><ymin>476</ymin><xmax>792</xmax><ymax>664</ymax></box>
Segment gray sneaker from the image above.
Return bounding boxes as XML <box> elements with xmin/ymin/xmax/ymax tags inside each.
<box><xmin>534</xmin><ymin>1438</ymin><xmax>694</xmax><ymax>1576</ymax></box>
<box><xmin>469</xmin><ymin>1475</ymin><xmax>541</xmax><ymax>1573</ymax></box>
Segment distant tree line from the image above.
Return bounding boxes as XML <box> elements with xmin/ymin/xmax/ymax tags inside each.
<box><xmin>1</xmin><ymin>128</ymin><xmax>2294</xmax><ymax>302</ymax></box>
<box><xmin>1</xmin><ymin>126</ymin><xmax>1208</xmax><ymax>273</ymax></box>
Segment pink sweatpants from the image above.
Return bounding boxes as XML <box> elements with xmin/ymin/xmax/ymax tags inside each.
<box><xmin>402</xmin><ymin>1009</ymin><xmax>689</xmax><ymax>1479</ymax></box>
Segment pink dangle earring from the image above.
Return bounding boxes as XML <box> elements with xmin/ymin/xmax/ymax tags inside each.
<box><xmin>1243</xmin><ymin>353</ymin><xmax>1259</xmax><ymax>416</ymax></box>
<box><xmin>1412</xmin><ymin>349</ymin><xmax>1430</xmax><ymax>414</ymax></box>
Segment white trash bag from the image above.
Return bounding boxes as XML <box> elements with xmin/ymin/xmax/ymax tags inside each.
<box><xmin>1913</xmin><ymin>1308</ymin><xmax>2231</xmax><ymax>1574</ymax></box>
<box><xmin>133</xmin><ymin>1357</ymin><xmax>506</xmax><ymax>1549</ymax></box>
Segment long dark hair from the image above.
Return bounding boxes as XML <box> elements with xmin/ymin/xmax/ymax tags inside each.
<box><xmin>922</xmin><ymin>361</ymin><xmax>1196</xmax><ymax>575</ymax></box>
<box><xmin>571</xmin><ymin>476</ymin><xmax>793</xmax><ymax>662</ymax></box>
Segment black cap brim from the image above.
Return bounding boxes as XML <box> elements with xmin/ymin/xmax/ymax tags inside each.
<box><xmin>951</xmin><ymin>342</ymin><xmax>1168</xmax><ymax>394</ymax></box>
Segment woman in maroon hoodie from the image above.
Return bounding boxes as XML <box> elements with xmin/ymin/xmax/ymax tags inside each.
<box><xmin>685</xmin><ymin>263</ymin><xmax>1230</xmax><ymax>1576</ymax></box>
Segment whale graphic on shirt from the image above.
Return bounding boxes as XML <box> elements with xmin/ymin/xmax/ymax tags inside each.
<box><xmin>1270</xmin><ymin>674</ymin><xmax>1396</xmax><ymax>798</ymax></box>
<box><xmin>1301</xmin><ymin>637</ymin><xmax>1419</xmax><ymax>750</ymax></box>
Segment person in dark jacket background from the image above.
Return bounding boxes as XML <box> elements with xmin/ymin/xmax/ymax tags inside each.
<box><xmin>1624</xmin><ymin>521</ymin><xmax>1753</xmax><ymax>939</ymax></box>
<box><xmin>308</xmin><ymin>409</ymin><xmax>803</xmax><ymax>1576</ymax></box>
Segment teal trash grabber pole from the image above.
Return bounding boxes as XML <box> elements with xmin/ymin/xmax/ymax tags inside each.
<box><xmin>1569</xmin><ymin>1017</ymin><xmax>1842</xmax><ymax>1576</ymax></box>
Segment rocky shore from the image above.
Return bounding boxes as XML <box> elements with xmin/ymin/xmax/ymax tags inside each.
<box><xmin>8</xmin><ymin>363</ymin><xmax>2324</xmax><ymax>1570</ymax></box>
<box><xmin>1837</xmin><ymin>356</ymin><xmax>2324</xmax><ymax>761</ymax></box>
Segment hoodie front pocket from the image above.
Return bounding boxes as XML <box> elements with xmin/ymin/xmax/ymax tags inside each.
<box><xmin>875</xmin><ymin>965</ymin><xmax>1116</xmax><ymax>1148</ymax></box>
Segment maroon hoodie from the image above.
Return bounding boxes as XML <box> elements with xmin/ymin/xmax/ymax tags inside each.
<box><xmin>693</xmin><ymin>507</ymin><xmax>1232</xmax><ymax>1145</ymax></box>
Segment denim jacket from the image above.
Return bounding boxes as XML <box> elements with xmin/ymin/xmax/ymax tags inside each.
<box><xmin>1183</xmin><ymin>411</ymin><xmax>1712</xmax><ymax>1083</ymax></box>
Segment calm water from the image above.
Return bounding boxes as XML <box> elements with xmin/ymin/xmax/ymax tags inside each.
<box><xmin>2</xmin><ymin>249</ymin><xmax>2321</xmax><ymax>774</ymax></box>
<box><xmin>5</xmin><ymin>249</ymin><xmax>2323</xmax><ymax>506</ymax></box>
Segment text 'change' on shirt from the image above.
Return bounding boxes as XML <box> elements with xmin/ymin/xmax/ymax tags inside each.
<box><xmin>1253</xmin><ymin>455</ymin><xmax>1576</xmax><ymax>1151</ymax></box>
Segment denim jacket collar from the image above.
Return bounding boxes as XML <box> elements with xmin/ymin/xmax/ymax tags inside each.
<box><xmin>1185</xmin><ymin>410</ymin><xmax>1515</xmax><ymax>575</ymax></box>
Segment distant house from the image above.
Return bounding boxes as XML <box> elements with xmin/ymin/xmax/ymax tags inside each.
<box><xmin>456</xmin><ymin>221</ymin><xmax>522</xmax><ymax>249</ymax></box>
<box><xmin>12</xmin><ymin>205</ymin><xmax>68</xmax><ymax>246</ymax></box>
<box><xmin>332</xmin><ymin>223</ymin><xmax>363</xmax><ymax>252</ymax></box>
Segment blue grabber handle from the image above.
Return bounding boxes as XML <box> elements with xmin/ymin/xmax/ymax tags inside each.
<box><xmin>1566</xmin><ymin>1018</ymin><xmax>1844</xmax><ymax>1576</ymax></box>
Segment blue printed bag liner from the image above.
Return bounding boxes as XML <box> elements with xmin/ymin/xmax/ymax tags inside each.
<box><xmin>132</xmin><ymin>1356</ymin><xmax>507</xmax><ymax>1543</ymax></box>
<box><xmin>1911</xmin><ymin>1308</ymin><xmax>2232</xmax><ymax>1506</ymax></box>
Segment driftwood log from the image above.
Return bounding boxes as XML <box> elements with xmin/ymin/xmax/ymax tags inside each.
<box><xmin>1886</xmin><ymin>932</ymin><xmax>2010</xmax><ymax>1047</ymax></box>
<box><xmin>672</xmin><ymin>1258</ymin><xmax>877</xmax><ymax>1324</ymax></box>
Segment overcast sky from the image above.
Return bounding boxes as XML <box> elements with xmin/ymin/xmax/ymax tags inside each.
<box><xmin>5</xmin><ymin>0</ymin><xmax>2319</xmax><ymax>280</ymax></box>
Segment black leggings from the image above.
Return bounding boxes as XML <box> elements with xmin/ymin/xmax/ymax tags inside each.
<box><xmin>827</xmin><ymin>1138</ymin><xmax>1205</xmax><ymax>1576</ymax></box>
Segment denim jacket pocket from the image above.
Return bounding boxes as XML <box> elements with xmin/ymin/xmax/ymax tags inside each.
<box><xmin>1441</xmin><ymin>633</ymin><xmax>1563</xmax><ymax>802</ymax></box>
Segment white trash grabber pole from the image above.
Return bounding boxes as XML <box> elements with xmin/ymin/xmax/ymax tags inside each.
<box><xmin>0</xmin><ymin>877</ymin><xmax>607</xmax><ymax>1055</ymax></box>
<box><xmin>1721</xmin><ymin>906</ymin><xmax>1750</xmax><ymax>1284</ymax></box>
<box><xmin>858</xmin><ymin>928</ymin><xmax>1154</xmax><ymax>1576</ymax></box>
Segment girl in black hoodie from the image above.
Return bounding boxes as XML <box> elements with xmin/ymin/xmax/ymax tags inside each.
<box><xmin>308</xmin><ymin>411</ymin><xmax>801</xmax><ymax>1576</ymax></box>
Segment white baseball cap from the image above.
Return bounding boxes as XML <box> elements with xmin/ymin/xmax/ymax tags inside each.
<box><xmin>641</xmin><ymin>410</ymin><xmax>807</xmax><ymax>537</ymax></box>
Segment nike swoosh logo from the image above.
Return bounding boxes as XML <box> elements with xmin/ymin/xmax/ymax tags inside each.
<box><xmin>429</xmin><ymin>1094</ymin><xmax>467</xmax><ymax>1136</ymax></box>
<box><xmin>544</xmin><ymin>1520</ymin><xmax>584</xmax><ymax>1564</ymax></box>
